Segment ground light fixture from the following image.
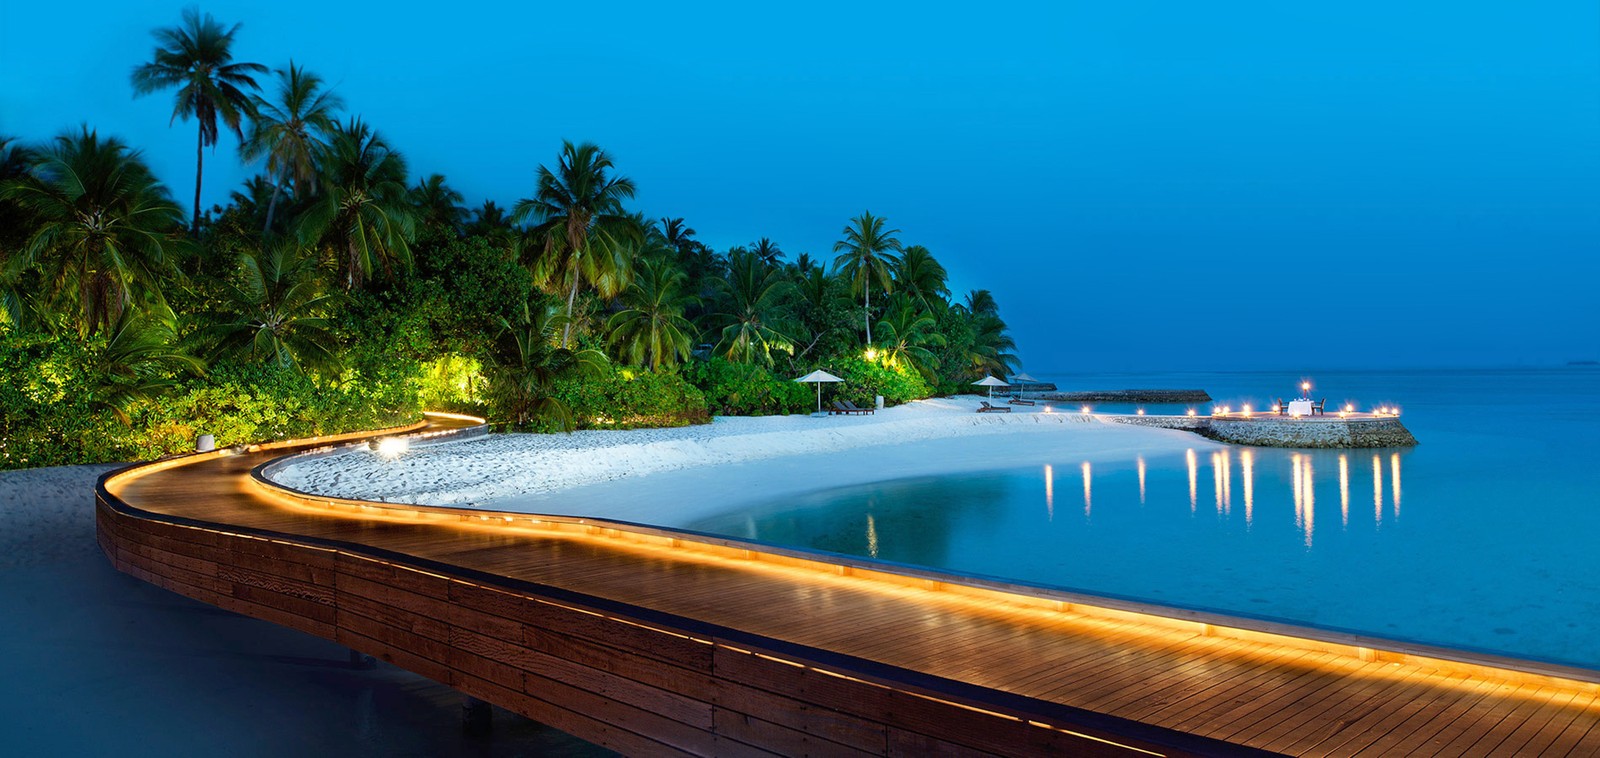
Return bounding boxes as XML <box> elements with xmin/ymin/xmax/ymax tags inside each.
<box><xmin>374</xmin><ymin>437</ymin><xmax>409</xmax><ymax>458</ymax></box>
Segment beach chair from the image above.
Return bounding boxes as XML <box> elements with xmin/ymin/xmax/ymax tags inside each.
<box><xmin>831</xmin><ymin>400</ymin><xmax>871</xmax><ymax>416</ymax></box>
<box><xmin>1008</xmin><ymin>397</ymin><xmax>1036</xmax><ymax>406</ymax></box>
<box><xmin>839</xmin><ymin>399</ymin><xmax>875</xmax><ymax>415</ymax></box>
<box><xmin>828</xmin><ymin>400</ymin><xmax>865</xmax><ymax>415</ymax></box>
<box><xmin>977</xmin><ymin>402</ymin><xmax>1011</xmax><ymax>413</ymax></box>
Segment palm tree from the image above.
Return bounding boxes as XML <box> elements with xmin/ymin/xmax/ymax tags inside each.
<box><xmin>657</xmin><ymin>217</ymin><xmax>721</xmax><ymax>313</ymax></box>
<box><xmin>130</xmin><ymin>8</ymin><xmax>266</xmax><ymax>235</ymax></box>
<box><xmin>0</xmin><ymin>135</ymin><xmax>34</xmax><ymax>329</ymax></box>
<box><xmin>710</xmin><ymin>250</ymin><xmax>794</xmax><ymax>366</ymax></box>
<box><xmin>659</xmin><ymin>217</ymin><xmax>696</xmax><ymax>255</ymax></box>
<box><xmin>3</xmin><ymin>128</ymin><xmax>185</xmax><ymax>334</ymax></box>
<box><xmin>295</xmin><ymin>119</ymin><xmax>415</xmax><ymax>288</ymax></box>
<box><xmin>791</xmin><ymin>251</ymin><xmax>819</xmax><ymax>274</ymax></box>
<box><xmin>513</xmin><ymin>141</ymin><xmax>638</xmax><ymax>347</ymax></box>
<box><xmin>486</xmin><ymin>299</ymin><xmax>606</xmax><ymax>430</ymax></box>
<box><xmin>89</xmin><ymin>303</ymin><xmax>204</xmax><ymax>424</ymax></box>
<box><xmin>831</xmin><ymin>211</ymin><xmax>902</xmax><ymax>345</ymax></box>
<box><xmin>788</xmin><ymin>263</ymin><xmax>849</xmax><ymax>362</ymax></box>
<box><xmin>874</xmin><ymin>296</ymin><xmax>946</xmax><ymax>382</ymax></box>
<box><xmin>751</xmin><ymin>237</ymin><xmax>783</xmax><ymax>267</ymax></box>
<box><xmin>410</xmin><ymin>173</ymin><xmax>466</xmax><ymax>231</ymax></box>
<box><xmin>958</xmin><ymin>289</ymin><xmax>1018</xmax><ymax>379</ymax></box>
<box><xmin>240</xmin><ymin>61</ymin><xmax>342</xmax><ymax>234</ymax></box>
<box><xmin>606</xmin><ymin>255</ymin><xmax>697</xmax><ymax>369</ymax></box>
<box><xmin>205</xmin><ymin>239</ymin><xmax>343</xmax><ymax>372</ymax></box>
<box><xmin>894</xmin><ymin>244</ymin><xmax>950</xmax><ymax>313</ymax></box>
<box><xmin>466</xmin><ymin>200</ymin><xmax>517</xmax><ymax>255</ymax></box>
<box><xmin>469</xmin><ymin>200</ymin><xmax>512</xmax><ymax>233</ymax></box>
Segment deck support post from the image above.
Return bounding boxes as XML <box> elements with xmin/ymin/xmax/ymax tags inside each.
<box><xmin>461</xmin><ymin>695</ymin><xmax>493</xmax><ymax>735</ymax></box>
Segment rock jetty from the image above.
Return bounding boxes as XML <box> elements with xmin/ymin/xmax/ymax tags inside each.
<box><xmin>1037</xmin><ymin>389</ymin><xmax>1212</xmax><ymax>403</ymax></box>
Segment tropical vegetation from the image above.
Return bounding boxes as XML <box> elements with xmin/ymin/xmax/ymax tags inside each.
<box><xmin>0</xmin><ymin>9</ymin><xmax>1020</xmax><ymax>470</ymax></box>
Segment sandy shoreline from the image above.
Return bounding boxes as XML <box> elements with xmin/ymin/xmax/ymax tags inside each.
<box><xmin>269</xmin><ymin>396</ymin><xmax>1218</xmax><ymax>527</ymax></box>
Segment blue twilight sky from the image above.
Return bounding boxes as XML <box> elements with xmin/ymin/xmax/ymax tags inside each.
<box><xmin>3</xmin><ymin>2</ymin><xmax>1597</xmax><ymax>371</ymax></box>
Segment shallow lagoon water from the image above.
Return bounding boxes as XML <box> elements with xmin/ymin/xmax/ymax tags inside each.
<box><xmin>688</xmin><ymin>368</ymin><xmax>1600</xmax><ymax>670</ymax></box>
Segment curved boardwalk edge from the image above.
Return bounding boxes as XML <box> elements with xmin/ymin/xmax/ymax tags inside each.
<box><xmin>97</xmin><ymin>415</ymin><xmax>1237</xmax><ymax>756</ymax></box>
<box><xmin>94</xmin><ymin>415</ymin><xmax>1600</xmax><ymax>757</ymax></box>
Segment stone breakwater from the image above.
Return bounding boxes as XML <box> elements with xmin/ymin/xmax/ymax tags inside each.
<box><xmin>1108</xmin><ymin>414</ymin><xmax>1417</xmax><ymax>449</ymax></box>
<box><xmin>1040</xmin><ymin>389</ymin><xmax>1213</xmax><ymax>403</ymax></box>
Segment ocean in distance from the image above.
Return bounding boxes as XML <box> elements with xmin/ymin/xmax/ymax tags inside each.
<box><xmin>688</xmin><ymin>367</ymin><xmax>1600</xmax><ymax>670</ymax></box>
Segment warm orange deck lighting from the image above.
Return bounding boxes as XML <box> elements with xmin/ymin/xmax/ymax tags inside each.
<box><xmin>102</xmin><ymin>413</ymin><xmax>1600</xmax><ymax>744</ymax></box>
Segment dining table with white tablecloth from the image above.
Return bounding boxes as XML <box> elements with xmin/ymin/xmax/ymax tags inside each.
<box><xmin>1287</xmin><ymin>399</ymin><xmax>1314</xmax><ymax>416</ymax></box>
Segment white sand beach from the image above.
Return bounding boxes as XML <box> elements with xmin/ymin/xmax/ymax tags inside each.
<box><xmin>270</xmin><ymin>396</ymin><xmax>1217</xmax><ymax>527</ymax></box>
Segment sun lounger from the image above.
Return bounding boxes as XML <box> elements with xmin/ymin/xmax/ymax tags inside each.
<box><xmin>831</xmin><ymin>400</ymin><xmax>872</xmax><ymax>416</ymax></box>
<box><xmin>978</xmin><ymin>401</ymin><xmax>1011</xmax><ymax>413</ymax></box>
<box><xmin>1008</xmin><ymin>397</ymin><xmax>1035</xmax><ymax>406</ymax></box>
<box><xmin>840</xmin><ymin>399</ymin><xmax>875</xmax><ymax>415</ymax></box>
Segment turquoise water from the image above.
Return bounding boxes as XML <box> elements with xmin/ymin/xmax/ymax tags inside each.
<box><xmin>687</xmin><ymin>368</ymin><xmax>1600</xmax><ymax>670</ymax></box>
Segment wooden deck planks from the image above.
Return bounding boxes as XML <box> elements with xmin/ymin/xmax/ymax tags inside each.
<box><xmin>95</xmin><ymin>417</ymin><xmax>1600</xmax><ymax>757</ymax></box>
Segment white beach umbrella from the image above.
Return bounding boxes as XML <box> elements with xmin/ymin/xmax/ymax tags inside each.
<box><xmin>972</xmin><ymin>375</ymin><xmax>1010</xmax><ymax>399</ymax></box>
<box><xmin>1011</xmin><ymin>372</ymin><xmax>1037</xmax><ymax>395</ymax></box>
<box><xmin>794</xmin><ymin>369</ymin><xmax>845</xmax><ymax>413</ymax></box>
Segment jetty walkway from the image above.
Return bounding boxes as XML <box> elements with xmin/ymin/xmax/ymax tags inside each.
<box><xmin>96</xmin><ymin>414</ymin><xmax>1598</xmax><ymax>756</ymax></box>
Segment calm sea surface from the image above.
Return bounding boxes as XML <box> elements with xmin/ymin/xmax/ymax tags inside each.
<box><xmin>687</xmin><ymin>368</ymin><xmax>1600</xmax><ymax>670</ymax></box>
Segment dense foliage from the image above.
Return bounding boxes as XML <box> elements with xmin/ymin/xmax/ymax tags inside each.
<box><xmin>0</xmin><ymin>9</ymin><xmax>1021</xmax><ymax>470</ymax></box>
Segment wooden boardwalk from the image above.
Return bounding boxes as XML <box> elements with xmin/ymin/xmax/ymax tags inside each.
<box><xmin>96</xmin><ymin>415</ymin><xmax>1600</xmax><ymax>756</ymax></box>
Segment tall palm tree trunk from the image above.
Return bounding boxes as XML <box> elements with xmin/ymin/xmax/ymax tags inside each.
<box><xmin>561</xmin><ymin>268</ymin><xmax>580</xmax><ymax>348</ymax></box>
<box><xmin>263</xmin><ymin>170</ymin><xmax>284</xmax><ymax>235</ymax></box>
<box><xmin>193</xmin><ymin>128</ymin><xmax>204</xmax><ymax>237</ymax></box>
<box><xmin>864</xmin><ymin>285</ymin><xmax>873</xmax><ymax>344</ymax></box>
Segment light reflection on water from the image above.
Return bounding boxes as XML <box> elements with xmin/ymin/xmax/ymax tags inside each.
<box><xmin>686</xmin><ymin>369</ymin><xmax>1600</xmax><ymax>670</ymax></box>
<box><xmin>688</xmin><ymin>441</ymin><xmax>1588</xmax><ymax>669</ymax></box>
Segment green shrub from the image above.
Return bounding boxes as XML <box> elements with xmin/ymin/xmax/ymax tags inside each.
<box><xmin>683</xmin><ymin>358</ymin><xmax>811</xmax><ymax>416</ymax></box>
<box><xmin>416</xmin><ymin>353</ymin><xmax>487</xmax><ymax>414</ymax></box>
<box><xmin>128</xmin><ymin>360</ymin><xmax>420</xmax><ymax>460</ymax></box>
<box><xmin>828</xmin><ymin>356</ymin><xmax>931</xmax><ymax>407</ymax></box>
<box><xmin>0</xmin><ymin>330</ymin><xmax>422</xmax><ymax>470</ymax></box>
<box><xmin>533</xmin><ymin>364</ymin><xmax>709</xmax><ymax>432</ymax></box>
<box><xmin>0</xmin><ymin>333</ymin><xmax>131</xmax><ymax>468</ymax></box>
